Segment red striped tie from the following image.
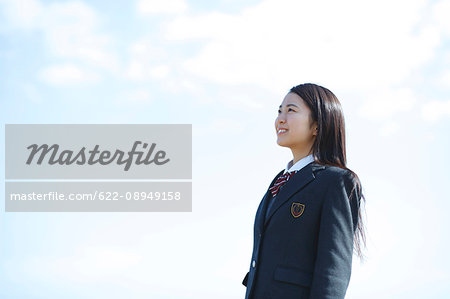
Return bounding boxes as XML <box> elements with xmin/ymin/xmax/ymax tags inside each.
<box><xmin>269</xmin><ymin>171</ymin><xmax>298</xmax><ymax>197</ymax></box>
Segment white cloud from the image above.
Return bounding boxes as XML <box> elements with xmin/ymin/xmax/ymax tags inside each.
<box><xmin>1</xmin><ymin>0</ymin><xmax>43</xmax><ymax>28</ymax></box>
<box><xmin>137</xmin><ymin>0</ymin><xmax>188</xmax><ymax>15</ymax></box>
<box><xmin>165</xmin><ymin>11</ymin><xmax>233</xmax><ymax>40</ymax></box>
<box><xmin>436</xmin><ymin>70</ymin><xmax>450</xmax><ymax>88</ymax></box>
<box><xmin>38</xmin><ymin>64</ymin><xmax>100</xmax><ymax>85</ymax></box>
<box><xmin>114</xmin><ymin>89</ymin><xmax>152</xmax><ymax>106</ymax></box>
<box><xmin>124</xmin><ymin>39</ymin><xmax>172</xmax><ymax>81</ymax></box>
<box><xmin>2</xmin><ymin>0</ymin><xmax>118</xmax><ymax>74</ymax></box>
<box><xmin>163</xmin><ymin>0</ymin><xmax>439</xmax><ymax>93</ymax></box>
<box><xmin>125</xmin><ymin>62</ymin><xmax>170</xmax><ymax>80</ymax></box>
<box><xmin>40</xmin><ymin>2</ymin><xmax>118</xmax><ymax>72</ymax></box>
<box><xmin>129</xmin><ymin>39</ymin><xmax>168</xmax><ymax>60</ymax></box>
<box><xmin>149</xmin><ymin>65</ymin><xmax>170</xmax><ymax>78</ymax></box>
<box><xmin>432</xmin><ymin>0</ymin><xmax>450</xmax><ymax>35</ymax></box>
<box><xmin>379</xmin><ymin>121</ymin><xmax>400</xmax><ymax>137</ymax></box>
<box><xmin>123</xmin><ymin>38</ymin><xmax>205</xmax><ymax>94</ymax></box>
<box><xmin>359</xmin><ymin>88</ymin><xmax>418</xmax><ymax>120</ymax></box>
<box><xmin>421</xmin><ymin>100</ymin><xmax>450</xmax><ymax>122</ymax></box>
<box><xmin>193</xmin><ymin>118</ymin><xmax>245</xmax><ymax>137</ymax></box>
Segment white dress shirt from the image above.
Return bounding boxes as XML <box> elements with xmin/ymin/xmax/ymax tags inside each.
<box><xmin>283</xmin><ymin>154</ymin><xmax>315</xmax><ymax>174</ymax></box>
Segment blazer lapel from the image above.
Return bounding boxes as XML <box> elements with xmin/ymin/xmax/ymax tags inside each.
<box><xmin>264</xmin><ymin>162</ymin><xmax>325</xmax><ymax>229</ymax></box>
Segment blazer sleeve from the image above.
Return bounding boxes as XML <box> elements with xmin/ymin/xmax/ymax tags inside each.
<box><xmin>242</xmin><ymin>271</ymin><xmax>249</xmax><ymax>286</ymax></box>
<box><xmin>309</xmin><ymin>171</ymin><xmax>360</xmax><ymax>299</ymax></box>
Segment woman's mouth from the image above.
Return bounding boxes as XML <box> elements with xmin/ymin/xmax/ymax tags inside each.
<box><xmin>277</xmin><ymin>128</ymin><xmax>288</xmax><ymax>135</ymax></box>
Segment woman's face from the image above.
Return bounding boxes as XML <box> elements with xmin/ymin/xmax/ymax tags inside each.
<box><xmin>275</xmin><ymin>92</ymin><xmax>317</xmax><ymax>152</ymax></box>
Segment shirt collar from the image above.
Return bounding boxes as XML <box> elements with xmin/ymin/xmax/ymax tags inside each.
<box><xmin>284</xmin><ymin>154</ymin><xmax>314</xmax><ymax>174</ymax></box>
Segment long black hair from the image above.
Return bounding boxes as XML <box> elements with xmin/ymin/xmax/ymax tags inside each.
<box><xmin>290</xmin><ymin>83</ymin><xmax>366</xmax><ymax>259</ymax></box>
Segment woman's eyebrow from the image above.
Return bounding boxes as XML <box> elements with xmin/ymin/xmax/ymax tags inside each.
<box><xmin>279</xmin><ymin>104</ymin><xmax>299</xmax><ymax>108</ymax></box>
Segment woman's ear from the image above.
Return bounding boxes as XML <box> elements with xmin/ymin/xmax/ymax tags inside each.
<box><xmin>312</xmin><ymin>122</ymin><xmax>318</xmax><ymax>136</ymax></box>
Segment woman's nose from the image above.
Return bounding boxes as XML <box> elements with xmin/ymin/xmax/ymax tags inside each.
<box><xmin>276</xmin><ymin>115</ymin><xmax>286</xmax><ymax>125</ymax></box>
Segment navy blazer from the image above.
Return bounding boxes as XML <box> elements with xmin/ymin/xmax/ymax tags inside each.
<box><xmin>242</xmin><ymin>162</ymin><xmax>361</xmax><ymax>299</ymax></box>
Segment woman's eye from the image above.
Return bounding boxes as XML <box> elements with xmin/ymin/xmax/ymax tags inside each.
<box><xmin>288</xmin><ymin>108</ymin><xmax>294</xmax><ymax>112</ymax></box>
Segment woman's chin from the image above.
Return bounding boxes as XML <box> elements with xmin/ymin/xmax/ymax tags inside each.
<box><xmin>276</xmin><ymin>139</ymin><xmax>290</xmax><ymax>148</ymax></box>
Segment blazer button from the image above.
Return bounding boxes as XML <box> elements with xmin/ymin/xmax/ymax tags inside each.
<box><xmin>252</xmin><ymin>260</ymin><xmax>256</xmax><ymax>268</ymax></box>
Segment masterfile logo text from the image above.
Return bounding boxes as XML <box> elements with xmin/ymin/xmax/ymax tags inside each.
<box><xmin>26</xmin><ymin>141</ymin><xmax>170</xmax><ymax>171</ymax></box>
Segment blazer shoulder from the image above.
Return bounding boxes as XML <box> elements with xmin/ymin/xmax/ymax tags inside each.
<box><xmin>313</xmin><ymin>164</ymin><xmax>352</xmax><ymax>181</ymax></box>
<box><xmin>313</xmin><ymin>164</ymin><xmax>361</xmax><ymax>197</ymax></box>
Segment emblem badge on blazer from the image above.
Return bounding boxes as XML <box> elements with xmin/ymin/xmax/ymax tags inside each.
<box><xmin>291</xmin><ymin>202</ymin><xmax>305</xmax><ymax>218</ymax></box>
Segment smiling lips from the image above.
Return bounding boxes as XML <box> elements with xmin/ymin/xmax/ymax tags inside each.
<box><xmin>277</xmin><ymin>128</ymin><xmax>288</xmax><ymax>135</ymax></box>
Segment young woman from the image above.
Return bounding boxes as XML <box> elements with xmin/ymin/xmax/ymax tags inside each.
<box><xmin>242</xmin><ymin>83</ymin><xmax>365</xmax><ymax>299</ymax></box>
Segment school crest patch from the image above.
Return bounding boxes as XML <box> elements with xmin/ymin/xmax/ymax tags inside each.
<box><xmin>291</xmin><ymin>202</ymin><xmax>305</xmax><ymax>218</ymax></box>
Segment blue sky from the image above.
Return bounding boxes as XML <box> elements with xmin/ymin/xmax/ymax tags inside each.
<box><xmin>1</xmin><ymin>0</ymin><xmax>450</xmax><ymax>298</ymax></box>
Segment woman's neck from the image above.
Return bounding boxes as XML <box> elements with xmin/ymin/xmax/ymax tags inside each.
<box><xmin>291</xmin><ymin>148</ymin><xmax>313</xmax><ymax>165</ymax></box>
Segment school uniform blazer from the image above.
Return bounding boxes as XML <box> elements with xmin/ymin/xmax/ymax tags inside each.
<box><xmin>242</xmin><ymin>162</ymin><xmax>361</xmax><ymax>299</ymax></box>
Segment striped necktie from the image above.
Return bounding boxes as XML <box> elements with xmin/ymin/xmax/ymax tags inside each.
<box><xmin>269</xmin><ymin>170</ymin><xmax>298</xmax><ymax>197</ymax></box>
